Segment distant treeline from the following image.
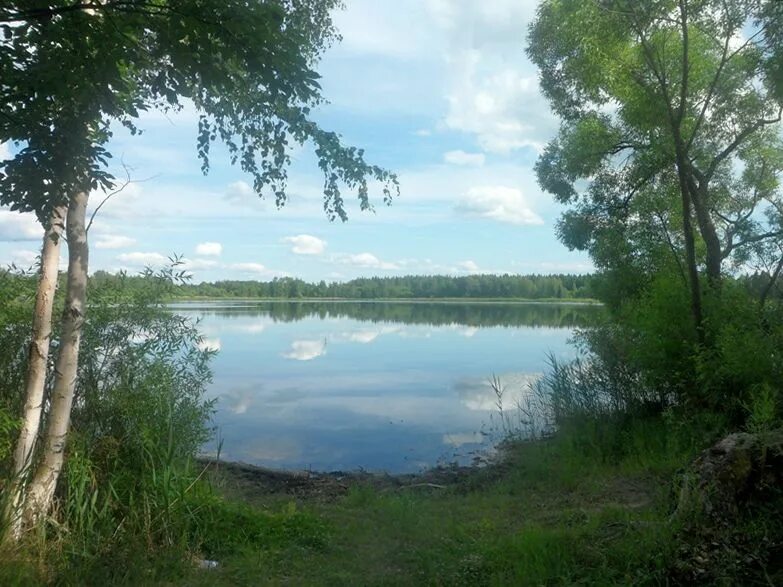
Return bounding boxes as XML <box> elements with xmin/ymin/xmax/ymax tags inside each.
<box><xmin>149</xmin><ymin>273</ymin><xmax>598</xmax><ymax>300</ymax></box>
<box><xmin>7</xmin><ymin>270</ymin><xmax>780</xmax><ymax>303</ymax></box>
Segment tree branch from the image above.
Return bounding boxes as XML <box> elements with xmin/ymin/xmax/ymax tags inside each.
<box><xmin>684</xmin><ymin>0</ymin><xmax>733</xmax><ymax>152</ymax></box>
<box><xmin>656</xmin><ymin>209</ymin><xmax>688</xmax><ymax>287</ymax></box>
<box><xmin>85</xmin><ymin>161</ymin><xmax>157</xmax><ymax>233</ymax></box>
<box><xmin>677</xmin><ymin>0</ymin><xmax>689</xmax><ymax>125</ymax></box>
<box><xmin>705</xmin><ymin>107</ymin><xmax>783</xmax><ymax>181</ymax></box>
<box><xmin>723</xmin><ymin>229</ymin><xmax>783</xmax><ymax>260</ymax></box>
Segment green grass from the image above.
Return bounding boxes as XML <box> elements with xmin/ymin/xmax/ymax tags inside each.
<box><xmin>181</xmin><ymin>427</ymin><xmax>687</xmax><ymax>586</ymax></box>
<box><xmin>5</xmin><ymin>416</ymin><xmax>780</xmax><ymax>585</ymax></box>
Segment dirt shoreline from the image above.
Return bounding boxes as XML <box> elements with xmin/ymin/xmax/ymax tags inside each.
<box><xmin>198</xmin><ymin>455</ymin><xmax>508</xmax><ymax>501</ymax></box>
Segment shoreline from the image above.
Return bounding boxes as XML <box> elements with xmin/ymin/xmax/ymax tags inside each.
<box><xmin>197</xmin><ymin>449</ymin><xmax>508</xmax><ymax>501</ymax></box>
<box><xmin>168</xmin><ymin>297</ymin><xmax>603</xmax><ymax>305</ymax></box>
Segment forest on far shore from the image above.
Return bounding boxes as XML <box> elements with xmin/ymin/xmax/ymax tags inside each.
<box><xmin>92</xmin><ymin>271</ymin><xmax>598</xmax><ymax>300</ymax></box>
<box><xmin>84</xmin><ymin>269</ymin><xmax>779</xmax><ymax>302</ymax></box>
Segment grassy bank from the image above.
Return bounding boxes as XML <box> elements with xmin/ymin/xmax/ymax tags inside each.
<box><xmin>197</xmin><ymin>416</ymin><xmax>781</xmax><ymax>586</ymax></box>
<box><xmin>3</xmin><ymin>415</ymin><xmax>781</xmax><ymax>585</ymax></box>
<box><xmin>195</xmin><ymin>434</ymin><xmax>679</xmax><ymax>586</ymax></box>
<box><xmin>194</xmin><ymin>417</ymin><xmax>708</xmax><ymax>586</ymax></box>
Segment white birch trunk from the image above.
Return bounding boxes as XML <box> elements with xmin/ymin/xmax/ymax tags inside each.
<box><xmin>24</xmin><ymin>191</ymin><xmax>89</xmax><ymax>522</ymax></box>
<box><xmin>4</xmin><ymin>206</ymin><xmax>66</xmax><ymax>540</ymax></box>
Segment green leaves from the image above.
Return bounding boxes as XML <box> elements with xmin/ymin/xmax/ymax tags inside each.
<box><xmin>529</xmin><ymin>0</ymin><xmax>783</xmax><ymax>298</ymax></box>
<box><xmin>0</xmin><ymin>0</ymin><xmax>397</xmax><ymax>223</ymax></box>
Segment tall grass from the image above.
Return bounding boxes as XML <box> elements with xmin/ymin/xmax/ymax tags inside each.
<box><xmin>487</xmin><ymin>344</ymin><xmax>729</xmax><ymax>478</ymax></box>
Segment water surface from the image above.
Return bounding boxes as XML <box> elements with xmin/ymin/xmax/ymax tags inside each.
<box><xmin>172</xmin><ymin>301</ymin><xmax>598</xmax><ymax>473</ymax></box>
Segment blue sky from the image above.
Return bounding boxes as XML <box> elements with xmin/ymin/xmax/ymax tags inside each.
<box><xmin>0</xmin><ymin>0</ymin><xmax>593</xmax><ymax>282</ymax></box>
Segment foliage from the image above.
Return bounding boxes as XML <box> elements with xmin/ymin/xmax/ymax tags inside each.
<box><xmin>91</xmin><ymin>269</ymin><xmax>598</xmax><ymax>301</ymax></box>
<box><xmin>0</xmin><ymin>264</ymin><xmax>337</xmax><ymax>583</ymax></box>
<box><xmin>150</xmin><ymin>415</ymin><xmax>739</xmax><ymax>586</ymax></box>
<box><xmin>532</xmin><ymin>281</ymin><xmax>783</xmax><ymax>427</ymax></box>
<box><xmin>0</xmin><ymin>267</ymin><xmax>209</xmax><ymax>575</ymax></box>
<box><xmin>0</xmin><ymin>1</ymin><xmax>397</xmax><ymax>226</ymax></box>
<box><xmin>527</xmin><ymin>0</ymin><xmax>783</xmax><ymax>430</ymax></box>
<box><xmin>528</xmin><ymin>0</ymin><xmax>783</xmax><ymax>334</ymax></box>
<box><xmin>1</xmin><ymin>0</ymin><xmax>397</xmax><ymax>556</ymax></box>
<box><xmin>0</xmin><ymin>270</ymin><xmax>37</xmax><ymax>403</ymax></box>
<box><xmin>743</xmin><ymin>383</ymin><xmax>780</xmax><ymax>434</ymax></box>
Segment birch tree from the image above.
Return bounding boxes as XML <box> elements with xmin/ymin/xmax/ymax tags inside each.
<box><xmin>4</xmin><ymin>206</ymin><xmax>65</xmax><ymax>538</ymax></box>
<box><xmin>0</xmin><ymin>0</ymin><xmax>397</xmax><ymax>531</ymax></box>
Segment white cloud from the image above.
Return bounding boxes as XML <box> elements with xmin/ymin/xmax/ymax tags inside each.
<box><xmin>0</xmin><ymin>210</ymin><xmax>43</xmax><ymax>241</ymax></box>
<box><xmin>332</xmin><ymin>0</ymin><xmax>437</xmax><ymax>59</ymax></box>
<box><xmin>455</xmin><ymin>372</ymin><xmax>543</xmax><ymax>412</ymax></box>
<box><xmin>445</xmin><ymin>60</ymin><xmax>547</xmax><ymax>153</ymax></box>
<box><xmin>87</xmin><ymin>182</ymin><xmax>144</xmax><ymax>221</ymax></box>
<box><xmin>510</xmin><ymin>260</ymin><xmax>595</xmax><ymax>274</ymax></box>
<box><xmin>234</xmin><ymin>322</ymin><xmax>267</xmax><ymax>334</ymax></box>
<box><xmin>458</xmin><ymin>260</ymin><xmax>482</xmax><ymax>273</ymax></box>
<box><xmin>283</xmin><ymin>339</ymin><xmax>327</xmax><ymax>361</ymax></box>
<box><xmin>346</xmin><ymin>330</ymin><xmax>382</xmax><ymax>344</ymax></box>
<box><xmin>182</xmin><ymin>258</ymin><xmax>220</xmax><ymax>271</ymax></box>
<box><xmin>430</xmin><ymin>0</ymin><xmax>556</xmax><ymax>154</ymax></box>
<box><xmin>12</xmin><ymin>0</ymin><xmax>585</xmax><ymax>281</ymax></box>
<box><xmin>116</xmin><ymin>251</ymin><xmax>169</xmax><ymax>267</ymax></box>
<box><xmin>537</xmin><ymin>262</ymin><xmax>594</xmax><ymax>273</ymax></box>
<box><xmin>229</xmin><ymin>262</ymin><xmax>267</xmax><ymax>274</ymax></box>
<box><xmin>341</xmin><ymin>325</ymin><xmax>402</xmax><ymax>344</ymax></box>
<box><xmin>224</xmin><ymin>181</ymin><xmax>256</xmax><ymax>205</ymax></box>
<box><xmin>282</xmin><ymin>234</ymin><xmax>327</xmax><ymax>255</ymax></box>
<box><xmin>337</xmin><ymin>252</ymin><xmax>400</xmax><ymax>270</ymax></box>
<box><xmin>443</xmin><ymin>150</ymin><xmax>485</xmax><ymax>166</ymax></box>
<box><xmin>0</xmin><ymin>142</ymin><xmax>9</xmax><ymax>160</ymax></box>
<box><xmin>221</xmin><ymin>387</ymin><xmax>255</xmax><ymax>415</ymax></box>
<box><xmin>195</xmin><ymin>241</ymin><xmax>223</xmax><ymax>256</ymax></box>
<box><xmin>95</xmin><ymin>235</ymin><xmax>136</xmax><ymax>250</ymax></box>
<box><xmin>455</xmin><ymin>186</ymin><xmax>543</xmax><ymax>226</ymax></box>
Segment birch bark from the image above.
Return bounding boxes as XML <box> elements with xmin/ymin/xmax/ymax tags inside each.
<box><xmin>5</xmin><ymin>206</ymin><xmax>66</xmax><ymax>539</ymax></box>
<box><xmin>24</xmin><ymin>192</ymin><xmax>89</xmax><ymax>521</ymax></box>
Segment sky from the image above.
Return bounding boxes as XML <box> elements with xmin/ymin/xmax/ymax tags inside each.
<box><xmin>0</xmin><ymin>0</ymin><xmax>593</xmax><ymax>283</ymax></box>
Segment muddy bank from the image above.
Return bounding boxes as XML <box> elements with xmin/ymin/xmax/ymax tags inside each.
<box><xmin>198</xmin><ymin>455</ymin><xmax>508</xmax><ymax>502</ymax></box>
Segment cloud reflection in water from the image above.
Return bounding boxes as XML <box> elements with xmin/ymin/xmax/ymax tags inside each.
<box><xmin>454</xmin><ymin>372</ymin><xmax>543</xmax><ymax>411</ymax></box>
<box><xmin>180</xmin><ymin>301</ymin><xmax>587</xmax><ymax>472</ymax></box>
<box><xmin>283</xmin><ymin>338</ymin><xmax>327</xmax><ymax>361</ymax></box>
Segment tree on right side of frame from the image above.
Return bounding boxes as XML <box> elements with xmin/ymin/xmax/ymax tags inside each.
<box><xmin>527</xmin><ymin>0</ymin><xmax>783</xmax><ymax>337</ymax></box>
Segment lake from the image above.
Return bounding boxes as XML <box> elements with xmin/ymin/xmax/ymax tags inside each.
<box><xmin>171</xmin><ymin>300</ymin><xmax>600</xmax><ymax>473</ymax></box>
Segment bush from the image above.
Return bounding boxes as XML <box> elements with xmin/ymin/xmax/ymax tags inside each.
<box><xmin>0</xmin><ymin>266</ymin><xmax>222</xmax><ymax>580</ymax></box>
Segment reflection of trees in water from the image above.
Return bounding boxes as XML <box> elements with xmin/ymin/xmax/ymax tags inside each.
<box><xmin>177</xmin><ymin>301</ymin><xmax>604</xmax><ymax>329</ymax></box>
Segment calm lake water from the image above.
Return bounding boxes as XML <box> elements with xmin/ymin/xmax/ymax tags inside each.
<box><xmin>171</xmin><ymin>301</ymin><xmax>599</xmax><ymax>473</ymax></box>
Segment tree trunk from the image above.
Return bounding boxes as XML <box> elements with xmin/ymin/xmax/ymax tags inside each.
<box><xmin>23</xmin><ymin>191</ymin><xmax>89</xmax><ymax>523</ymax></box>
<box><xmin>4</xmin><ymin>206</ymin><xmax>66</xmax><ymax>540</ymax></box>
<box><xmin>668</xmin><ymin>111</ymin><xmax>705</xmax><ymax>342</ymax></box>
<box><xmin>689</xmin><ymin>183</ymin><xmax>723</xmax><ymax>290</ymax></box>
<box><xmin>673</xmin><ymin>159</ymin><xmax>704</xmax><ymax>343</ymax></box>
<box><xmin>759</xmin><ymin>252</ymin><xmax>783</xmax><ymax>310</ymax></box>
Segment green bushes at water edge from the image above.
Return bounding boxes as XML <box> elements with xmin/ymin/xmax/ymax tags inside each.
<box><xmin>0</xmin><ymin>269</ymin><xmax>330</xmax><ymax>585</ymax></box>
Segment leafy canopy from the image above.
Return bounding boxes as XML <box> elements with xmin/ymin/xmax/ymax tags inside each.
<box><xmin>528</xmin><ymin>0</ymin><xmax>783</xmax><ymax>289</ymax></box>
<box><xmin>0</xmin><ymin>1</ymin><xmax>398</xmax><ymax>223</ymax></box>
